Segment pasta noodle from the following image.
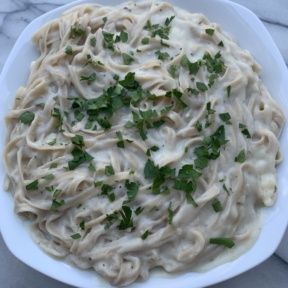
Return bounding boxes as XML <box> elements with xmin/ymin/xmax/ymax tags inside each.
<box><xmin>4</xmin><ymin>1</ymin><xmax>284</xmax><ymax>286</ymax></box>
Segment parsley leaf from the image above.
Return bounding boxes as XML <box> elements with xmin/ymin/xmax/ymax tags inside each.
<box><xmin>68</xmin><ymin>147</ymin><xmax>93</xmax><ymax>170</ymax></box>
<box><xmin>116</xmin><ymin>131</ymin><xmax>125</xmax><ymax>148</ymax></box>
<box><xmin>26</xmin><ymin>180</ymin><xmax>38</xmax><ymax>191</ymax></box>
<box><xmin>65</xmin><ymin>45</ymin><xmax>73</xmax><ymax>55</ymax></box>
<box><xmin>144</xmin><ymin>159</ymin><xmax>158</xmax><ymax>179</ymax></box>
<box><xmin>146</xmin><ymin>145</ymin><xmax>159</xmax><ymax>156</ymax></box>
<box><xmin>141</xmin><ymin>229</ymin><xmax>152</xmax><ymax>240</ymax></box>
<box><xmin>79</xmin><ymin>220</ymin><xmax>85</xmax><ymax>230</ymax></box>
<box><xmin>155</xmin><ymin>50</ymin><xmax>170</xmax><ymax>61</ymax></box>
<box><xmin>219</xmin><ymin>112</ymin><xmax>232</xmax><ymax>125</ymax></box>
<box><xmin>239</xmin><ymin>123</ymin><xmax>251</xmax><ymax>138</ymax></box>
<box><xmin>102</xmin><ymin>31</ymin><xmax>115</xmax><ymax>51</ymax></box>
<box><xmin>19</xmin><ymin>111</ymin><xmax>35</xmax><ymax>125</ymax></box>
<box><xmin>141</xmin><ymin>37</ymin><xmax>150</xmax><ymax>45</ymax></box>
<box><xmin>101</xmin><ymin>184</ymin><xmax>115</xmax><ymax>202</ymax></box>
<box><xmin>227</xmin><ymin>85</ymin><xmax>231</xmax><ymax>97</ymax></box>
<box><xmin>70</xmin><ymin>23</ymin><xmax>86</xmax><ymax>38</ymax></box>
<box><xmin>118</xmin><ymin>205</ymin><xmax>134</xmax><ymax>230</ymax></box>
<box><xmin>205</xmin><ymin>28</ymin><xmax>215</xmax><ymax>36</ymax></box>
<box><xmin>212</xmin><ymin>198</ymin><xmax>223</xmax><ymax>212</ymax></box>
<box><xmin>196</xmin><ymin>82</ymin><xmax>208</xmax><ymax>92</ymax></box>
<box><xmin>119</xmin><ymin>72</ymin><xmax>139</xmax><ymax>89</ymax></box>
<box><xmin>90</xmin><ymin>37</ymin><xmax>96</xmax><ymax>47</ymax></box>
<box><xmin>122</xmin><ymin>53</ymin><xmax>134</xmax><ymax>65</ymax></box>
<box><xmin>51</xmin><ymin>199</ymin><xmax>65</xmax><ymax>210</ymax></box>
<box><xmin>71</xmin><ymin>134</ymin><xmax>84</xmax><ymax>148</ymax></box>
<box><xmin>71</xmin><ymin>233</ymin><xmax>81</xmax><ymax>240</ymax></box>
<box><xmin>125</xmin><ymin>180</ymin><xmax>139</xmax><ymax>201</ymax></box>
<box><xmin>80</xmin><ymin>73</ymin><xmax>96</xmax><ymax>84</ymax></box>
<box><xmin>235</xmin><ymin>150</ymin><xmax>246</xmax><ymax>163</ymax></box>
<box><xmin>168</xmin><ymin>202</ymin><xmax>174</xmax><ymax>224</ymax></box>
<box><xmin>209</xmin><ymin>237</ymin><xmax>235</xmax><ymax>248</ymax></box>
<box><xmin>105</xmin><ymin>165</ymin><xmax>115</xmax><ymax>176</ymax></box>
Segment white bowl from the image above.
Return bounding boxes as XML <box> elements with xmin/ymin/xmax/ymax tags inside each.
<box><xmin>0</xmin><ymin>0</ymin><xmax>288</xmax><ymax>287</ymax></box>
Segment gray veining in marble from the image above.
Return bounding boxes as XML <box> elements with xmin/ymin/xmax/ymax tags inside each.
<box><xmin>0</xmin><ymin>0</ymin><xmax>288</xmax><ymax>287</ymax></box>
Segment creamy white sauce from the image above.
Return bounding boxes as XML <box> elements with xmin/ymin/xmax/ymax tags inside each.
<box><xmin>4</xmin><ymin>1</ymin><xmax>284</xmax><ymax>286</ymax></box>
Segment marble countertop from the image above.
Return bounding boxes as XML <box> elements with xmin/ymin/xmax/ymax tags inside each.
<box><xmin>0</xmin><ymin>0</ymin><xmax>287</xmax><ymax>287</ymax></box>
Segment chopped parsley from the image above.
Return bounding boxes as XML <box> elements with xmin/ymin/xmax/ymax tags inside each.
<box><xmin>71</xmin><ymin>134</ymin><xmax>84</xmax><ymax>147</ymax></box>
<box><xmin>125</xmin><ymin>180</ymin><xmax>139</xmax><ymax>201</ymax></box>
<box><xmin>65</xmin><ymin>45</ymin><xmax>73</xmax><ymax>55</ymax></box>
<box><xmin>209</xmin><ymin>237</ymin><xmax>235</xmax><ymax>248</ymax></box>
<box><xmin>168</xmin><ymin>64</ymin><xmax>177</xmax><ymax>78</ymax></box>
<box><xmin>144</xmin><ymin>16</ymin><xmax>175</xmax><ymax>40</ymax></box>
<box><xmin>219</xmin><ymin>112</ymin><xmax>232</xmax><ymax>125</ymax></box>
<box><xmin>180</xmin><ymin>55</ymin><xmax>200</xmax><ymax>75</ymax></box>
<box><xmin>194</xmin><ymin>125</ymin><xmax>228</xmax><ymax>170</ymax></box>
<box><xmin>146</xmin><ymin>145</ymin><xmax>159</xmax><ymax>156</ymax></box>
<box><xmin>205</xmin><ymin>28</ymin><xmax>215</xmax><ymax>36</ymax></box>
<box><xmin>80</xmin><ymin>73</ymin><xmax>96</xmax><ymax>84</ymax></box>
<box><xmin>155</xmin><ymin>50</ymin><xmax>170</xmax><ymax>61</ymax></box>
<box><xmin>26</xmin><ymin>180</ymin><xmax>38</xmax><ymax>191</ymax></box>
<box><xmin>71</xmin><ymin>233</ymin><xmax>81</xmax><ymax>240</ymax></box>
<box><xmin>88</xmin><ymin>162</ymin><xmax>96</xmax><ymax>172</ymax></box>
<box><xmin>68</xmin><ymin>147</ymin><xmax>93</xmax><ymax>170</ymax></box>
<box><xmin>227</xmin><ymin>85</ymin><xmax>231</xmax><ymax>97</ymax></box>
<box><xmin>135</xmin><ymin>206</ymin><xmax>144</xmax><ymax>215</ymax></box>
<box><xmin>19</xmin><ymin>111</ymin><xmax>35</xmax><ymax>125</ymax></box>
<box><xmin>122</xmin><ymin>53</ymin><xmax>134</xmax><ymax>65</ymax></box>
<box><xmin>116</xmin><ymin>131</ymin><xmax>125</xmax><ymax>148</ymax></box>
<box><xmin>141</xmin><ymin>37</ymin><xmax>150</xmax><ymax>45</ymax></box>
<box><xmin>144</xmin><ymin>159</ymin><xmax>175</xmax><ymax>194</ymax></box>
<box><xmin>141</xmin><ymin>229</ymin><xmax>152</xmax><ymax>240</ymax></box>
<box><xmin>70</xmin><ymin>23</ymin><xmax>86</xmax><ymax>39</ymax></box>
<box><xmin>174</xmin><ymin>164</ymin><xmax>201</xmax><ymax>206</ymax></box>
<box><xmin>102</xmin><ymin>31</ymin><xmax>115</xmax><ymax>51</ymax></box>
<box><xmin>51</xmin><ymin>199</ymin><xmax>65</xmax><ymax>210</ymax></box>
<box><xmin>218</xmin><ymin>40</ymin><xmax>224</xmax><ymax>47</ymax></box>
<box><xmin>115</xmin><ymin>31</ymin><xmax>128</xmax><ymax>43</ymax></box>
<box><xmin>105</xmin><ymin>165</ymin><xmax>115</xmax><ymax>176</ymax></box>
<box><xmin>101</xmin><ymin>184</ymin><xmax>115</xmax><ymax>202</ymax></box>
<box><xmin>235</xmin><ymin>150</ymin><xmax>246</xmax><ymax>163</ymax></box>
<box><xmin>212</xmin><ymin>198</ymin><xmax>223</xmax><ymax>212</ymax></box>
<box><xmin>79</xmin><ymin>220</ymin><xmax>85</xmax><ymax>230</ymax></box>
<box><xmin>70</xmin><ymin>23</ymin><xmax>86</xmax><ymax>38</ymax></box>
<box><xmin>194</xmin><ymin>121</ymin><xmax>202</xmax><ymax>132</ymax></box>
<box><xmin>118</xmin><ymin>205</ymin><xmax>134</xmax><ymax>230</ymax></box>
<box><xmin>196</xmin><ymin>82</ymin><xmax>208</xmax><ymax>92</ymax></box>
<box><xmin>239</xmin><ymin>123</ymin><xmax>251</xmax><ymax>138</ymax></box>
<box><xmin>168</xmin><ymin>202</ymin><xmax>174</xmax><ymax>224</ymax></box>
<box><xmin>90</xmin><ymin>37</ymin><xmax>96</xmax><ymax>47</ymax></box>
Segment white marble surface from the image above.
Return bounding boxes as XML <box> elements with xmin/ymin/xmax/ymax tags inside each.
<box><xmin>0</xmin><ymin>0</ymin><xmax>288</xmax><ymax>287</ymax></box>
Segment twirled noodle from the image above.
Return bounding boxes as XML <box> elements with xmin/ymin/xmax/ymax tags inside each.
<box><xmin>4</xmin><ymin>1</ymin><xmax>284</xmax><ymax>286</ymax></box>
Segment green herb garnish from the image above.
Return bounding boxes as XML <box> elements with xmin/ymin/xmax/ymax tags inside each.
<box><xmin>155</xmin><ymin>50</ymin><xmax>170</xmax><ymax>61</ymax></box>
<box><xmin>239</xmin><ymin>123</ymin><xmax>251</xmax><ymax>138</ymax></box>
<box><xmin>212</xmin><ymin>198</ymin><xmax>223</xmax><ymax>212</ymax></box>
<box><xmin>125</xmin><ymin>180</ymin><xmax>139</xmax><ymax>201</ymax></box>
<box><xmin>219</xmin><ymin>112</ymin><xmax>232</xmax><ymax>125</ymax></box>
<box><xmin>122</xmin><ymin>53</ymin><xmax>134</xmax><ymax>65</ymax></box>
<box><xmin>71</xmin><ymin>233</ymin><xmax>81</xmax><ymax>240</ymax></box>
<box><xmin>105</xmin><ymin>165</ymin><xmax>115</xmax><ymax>176</ymax></box>
<box><xmin>141</xmin><ymin>229</ymin><xmax>152</xmax><ymax>240</ymax></box>
<box><xmin>209</xmin><ymin>237</ymin><xmax>235</xmax><ymax>248</ymax></box>
<box><xmin>19</xmin><ymin>111</ymin><xmax>35</xmax><ymax>125</ymax></box>
<box><xmin>26</xmin><ymin>180</ymin><xmax>38</xmax><ymax>191</ymax></box>
<box><xmin>141</xmin><ymin>37</ymin><xmax>150</xmax><ymax>45</ymax></box>
<box><xmin>80</xmin><ymin>73</ymin><xmax>96</xmax><ymax>84</ymax></box>
<box><xmin>235</xmin><ymin>150</ymin><xmax>246</xmax><ymax>163</ymax></box>
<box><xmin>205</xmin><ymin>28</ymin><xmax>215</xmax><ymax>36</ymax></box>
<box><xmin>118</xmin><ymin>205</ymin><xmax>134</xmax><ymax>230</ymax></box>
<box><xmin>65</xmin><ymin>45</ymin><xmax>73</xmax><ymax>55</ymax></box>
